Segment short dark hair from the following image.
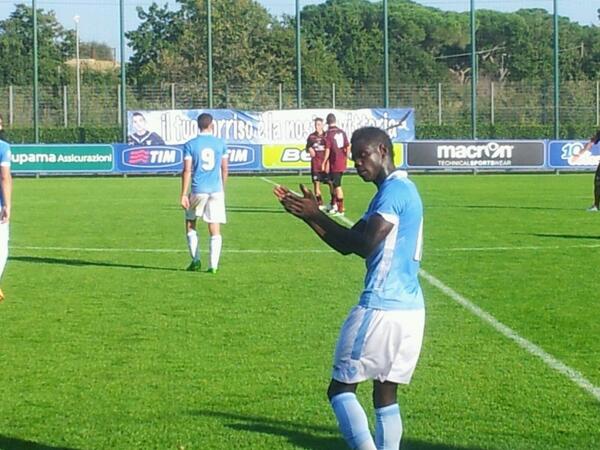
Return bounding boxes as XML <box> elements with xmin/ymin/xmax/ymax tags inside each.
<box><xmin>132</xmin><ymin>112</ymin><xmax>145</xmax><ymax>120</ymax></box>
<box><xmin>326</xmin><ymin>113</ymin><xmax>336</xmax><ymax>125</ymax></box>
<box><xmin>314</xmin><ymin>117</ymin><xmax>323</xmax><ymax>123</ymax></box>
<box><xmin>351</xmin><ymin>127</ymin><xmax>394</xmax><ymax>161</ymax></box>
<box><xmin>198</xmin><ymin>113</ymin><xmax>213</xmax><ymax>131</ymax></box>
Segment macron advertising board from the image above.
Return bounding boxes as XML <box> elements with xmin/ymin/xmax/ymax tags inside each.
<box><xmin>548</xmin><ymin>140</ymin><xmax>600</xmax><ymax>169</ymax></box>
<box><xmin>406</xmin><ymin>140</ymin><xmax>545</xmax><ymax>169</ymax></box>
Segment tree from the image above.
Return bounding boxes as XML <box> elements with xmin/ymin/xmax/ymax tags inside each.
<box><xmin>0</xmin><ymin>3</ymin><xmax>74</xmax><ymax>85</ymax></box>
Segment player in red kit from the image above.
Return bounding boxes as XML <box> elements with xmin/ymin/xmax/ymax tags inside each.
<box><xmin>305</xmin><ymin>117</ymin><xmax>329</xmax><ymax>208</ymax></box>
<box><xmin>324</xmin><ymin>113</ymin><xmax>350</xmax><ymax>216</ymax></box>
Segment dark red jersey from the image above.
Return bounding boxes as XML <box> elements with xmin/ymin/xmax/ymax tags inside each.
<box><xmin>306</xmin><ymin>131</ymin><xmax>327</xmax><ymax>172</ymax></box>
<box><xmin>325</xmin><ymin>126</ymin><xmax>350</xmax><ymax>173</ymax></box>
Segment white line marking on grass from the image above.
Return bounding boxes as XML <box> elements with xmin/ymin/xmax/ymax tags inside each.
<box><xmin>430</xmin><ymin>243</ymin><xmax>600</xmax><ymax>252</ymax></box>
<box><xmin>419</xmin><ymin>270</ymin><xmax>600</xmax><ymax>402</ymax></box>
<box><xmin>10</xmin><ymin>245</ymin><xmax>333</xmax><ymax>254</ymax></box>
<box><xmin>260</xmin><ymin>177</ymin><xmax>600</xmax><ymax>402</ymax></box>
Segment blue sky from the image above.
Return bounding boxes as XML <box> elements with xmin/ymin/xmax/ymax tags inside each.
<box><xmin>0</xmin><ymin>1</ymin><xmax>598</xmax><ymax>60</ymax></box>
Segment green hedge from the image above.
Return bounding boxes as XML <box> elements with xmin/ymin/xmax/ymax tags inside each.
<box><xmin>5</xmin><ymin>127</ymin><xmax>122</xmax><ymax>144</ymax></box>
<box><xmin>3</xmin><ymin>123</ymin><xmax>598</xmax><ymax>144</ymax></box>
<box><xmin>417</xmin><ymin>123</ymin><xmax>599</xmax><ymax>140</ymax></box>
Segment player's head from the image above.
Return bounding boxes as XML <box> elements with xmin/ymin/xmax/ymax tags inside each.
<box><xmin>350</xmin><ymin>127</ymin><xmax>395</xmax><ymax>182</ymax></box>
<box><xmin>326</xmin><ymin>113</ymin><xmax>336</xmax><ymax>126</ymax></box>
<box><xmin>314</xmin><ymin>117</ymin><xmax>324</xmax><ymax>134</ymax></box>
<box><xmin>198</xmin><ymin>113</ymin><xmax>213</xmax><ymax>132</ymax></box>
<box><xmin>132</xmin><ymin>112</ymin><xmax>147</xmax><ymax>133</ymax></box>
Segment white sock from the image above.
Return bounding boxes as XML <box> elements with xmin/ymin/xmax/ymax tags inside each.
<box><xmin>0</xmin><ymin>223</ymin><xmax>8</xmax><ymax>280</ymax></box>
<box><xmin>330</xmin><ymin>392</ymin><xmax>376</xmax><ymax>450</ymax></box>
<box><xmin>186</xmin><ymin>230</ymin><xmax>199</xmax><ymax>261</ymax></box>
<box><xmin>375</xmin><ymin>404</ymin><xmax>402</xmax><ymax>450</ymax></box>
<box><xmin>209</xmin><ymin>235</ymin><xmax>222</xmax><ymax>269</ymax></box>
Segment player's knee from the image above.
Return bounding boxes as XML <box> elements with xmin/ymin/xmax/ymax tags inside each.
<box><xmin>327</xmin><ymin>380</ymin><xmax>356</xmax><ymax>400</ymax></box>
<box><xmin>373</xmin><ymin>381</ymin><xmax>398</xmax><ymax>408</ymax></box>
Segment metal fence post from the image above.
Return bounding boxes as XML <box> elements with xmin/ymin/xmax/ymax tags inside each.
<box><xmin>8</xmin><ymin>86</ymin><xmax>13</xmax><ymax>126</ymax></box>
<box><xmin>437</xmin><ymin>82</ymin><xmax>442</xmax><ymax>125</ymax></box>
<box><xmin>278</xmin><ymin>83</ymin><xmax>283</xmax><ymax>110</ymax></box>
<box><xmin>596</xmin><ymin>80</ymin><xmax>599</xmax><ymax>127</ymax></box>
<box><xmin>117</xmin><ymin>84</ymin><xmax>122</xmax><ymax>125</ymax></box>
<box><xmin>171</xmin><ymin>83</ymin><xmax>176</xmax><ymax>110</ymax></box>
<box><xmin>332</xmin><ymin>83</ymin><xmax>336</xmax><ymax>109</ymax></box>
<box><xmin>63</xmin><ymin>85</ymin><xmax>68</xmax><ymax>127</ymax></box>
<box><xmin>491</xmin><ymin>81</ymin><xmax>495</xmax><ymax>125</ymax></box>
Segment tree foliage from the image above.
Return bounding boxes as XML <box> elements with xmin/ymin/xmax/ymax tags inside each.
<box><xmin>126</xmin><ymin>0</ymin><xmax>600</xmax><ymax>86</ymax></box>
<box><xmin>0</xmin><ymin>0</ymin><xmax>598</xmax><ymax>89</ymax></box>
<box><xmin>0</xmin><ymin>3</ymin><xmax>73</xmax><ymax>85</ymax></box>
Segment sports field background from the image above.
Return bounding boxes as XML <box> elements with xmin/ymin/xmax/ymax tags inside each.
<box><xmin>0</xmin><ymin>173</ymin><xmax>599</xmax><ymax>449</ymax></box>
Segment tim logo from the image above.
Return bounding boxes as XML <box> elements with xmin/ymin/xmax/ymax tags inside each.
<box><xmin>123</xmin><ymin>146</ymin><xmax>182</xmax><ymax>168</ymax></box>
<box><xmin>227</xmin><ymin>145</ymin><xmax>256</xmax><ymax>167</ymax></box>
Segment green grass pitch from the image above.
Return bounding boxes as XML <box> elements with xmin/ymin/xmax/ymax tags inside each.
<box><xmin>0</xmin><ymin>173</ymin><xmax>599</xmax><ymax>449</ymax></box>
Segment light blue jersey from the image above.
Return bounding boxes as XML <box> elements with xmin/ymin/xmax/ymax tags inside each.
<box><xmin>183</xmin><ymin>132</ymin><xmax>229</xmax><ymax>194</ymax></box>
<box><xmin>359</xmin><ymin>170</ymin><xmax>424</xmax><ymax>311</ymax></box>
<box><xmin>0</xmin><ymin>140</ymin><xmax>11</xmax><ymax>209</ymax></box>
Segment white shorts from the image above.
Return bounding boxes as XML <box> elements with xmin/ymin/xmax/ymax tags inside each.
<box><xmin>0</xmin><ymin>221</ymin><xmax>8</xmax><ymax>245</ymax></box>
<box><xmin>332</xmin><ymin>305</ymin><xmax>425</xmax><ymax>384</ymax></box>
<box><xmin>185</xmin><ymin>192</ymin><xmax>226</xmax><ymax>224</ymax></box>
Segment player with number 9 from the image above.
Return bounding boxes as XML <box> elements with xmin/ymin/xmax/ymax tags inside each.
<box><xmin>180</xmin><ymin>113</ymin><xmax>229</xmax><ymax>273</ymax></box>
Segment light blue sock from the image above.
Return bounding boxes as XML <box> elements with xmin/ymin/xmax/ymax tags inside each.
<box><xmin>375</xmin><ymin>403</ymin><xmax>402</xmax><ymax>450</ymax></box>
<box><xmin>330</xmin><ymin>392</ymin><xmax>376</xmax><ymax>450</ymax></box>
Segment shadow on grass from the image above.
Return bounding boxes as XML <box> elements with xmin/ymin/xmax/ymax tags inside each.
<box><xmin>192</xmin><ymin>410</ymin><xmax>488</xmax><ymax>450</ymax></box>
<box><xmin>227</xmin><ymin>205</ymin><xmax>284</xmax><ymax>214</ymax></box>
<box><xmin>9</xmin><ymin>255</ymin><xmax>182</xmax><ymax>272</ymax></box>
<box><xmin>532</xmin><ymin>233</ymin><xmax>600</xmax><ymax>241</ymax></box>
<box><xmin>0</xmin><ymin>435</ymin><xmax>78</xmax><ymax>450</ymax></box>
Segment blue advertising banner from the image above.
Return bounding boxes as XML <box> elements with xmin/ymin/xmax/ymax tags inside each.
<box><xmin>548</xmin><ymin>140</ymin><xmax>600</xmax><ymax>169</ymax></box>
<box><xmin>113</xmin><ymin>143</ymin><xmax>262</xmax><ymax>173</ymax></box>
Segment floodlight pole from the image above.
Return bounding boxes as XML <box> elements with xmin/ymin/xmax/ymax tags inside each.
<box><xmin>74</xmin><ymin>15</ymin><xmax>81</xmax><ymax>127</ymax></box>
<box><xmin>383</xmin><ymin>0</ymin><xmax>389</xmax><ymax>108</ymax></box>
<box><xmin>296</xmin><ymin>0</ymin><xmax>302</xmax><ymax>109</ymax></box>
<box><xmin>470</xmin><ymin>0</ymin><xmax>477</xmax><ymax>139</ymax></box>
<box><xmin>553</xmin><ymin>0</ymin><xmax>560</xmax><ymax>139</ymax></box>
<box><xmin>207</xmin><ymin>0</ymin><xmax>213</xmax><ymax>108</ymax></box>
<box><xmin>33</xmin><ymin>0</ymin><xmax>39</xmax><ymax>143</ymax></box>
<box><xmin>119</xmin><ymin>0</ymin><xmax>127</xmax><ymax>142</ymax></box>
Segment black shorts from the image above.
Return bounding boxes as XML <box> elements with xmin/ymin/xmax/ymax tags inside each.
<box><xmin>311</xmin><ymin>172</ymin><xmax>329</xmax><ymax>183</ymax></box>
<box><xmin>329</xmin><ymin>172</ymin><xmax>344</xmax><ymax>188</ymax></box>
<box><xmin>595</xmin><ymin>164</ymin><xmax>600</xmax><ymax>184</ymax></box>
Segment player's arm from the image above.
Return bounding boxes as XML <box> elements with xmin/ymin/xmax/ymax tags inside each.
<box><xmin>573</xmin><ymin>136</ymin><xmax>596</xmax><ymax>162</ymax></box>
<box><xmin>306</xmin><ymin>138</ymin><xmax>316</xmax><ymax>158</ymax></box>
<box><xmin>322</xmin><ymin>146</ymin><xmax>330</xmax><ymax>172</ymax></box>
<box><xmin>274</xmin><ymin>184</ymin><xmax>392</xmax><ymax>258</ymax></box>
<box><xmin>0</xmin><ymin>164</ymin><xmax>12</xmax><ymax>223</ymax></box>
<box><xmin>221</xmin><ymin>154</ymin><xmax>229</xmax><ymax>187</ymax></box>
<box><xmin>180</xmin><ymin>158</ymin><xmax>192</xmax><ymax>209</ymax></box>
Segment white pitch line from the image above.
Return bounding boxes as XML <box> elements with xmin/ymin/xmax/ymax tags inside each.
<box><xmin>10</xmin><ymin>245</ymin><xmax>333</xmax><ymax>254</ymax></box>
<box><xmin>419</xmin><ymin>270</ymin><xmax>600</xmax><ymax>402</ymax></box>
<box><xmin>260</xmin><ymin>176</ymin><xmax>600</xmax><ymax>402</ymax></box>
<box><xmin>430</xmin><ymin>243</ymin><xmax>600</xmax><ymax>252</ymax></box>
